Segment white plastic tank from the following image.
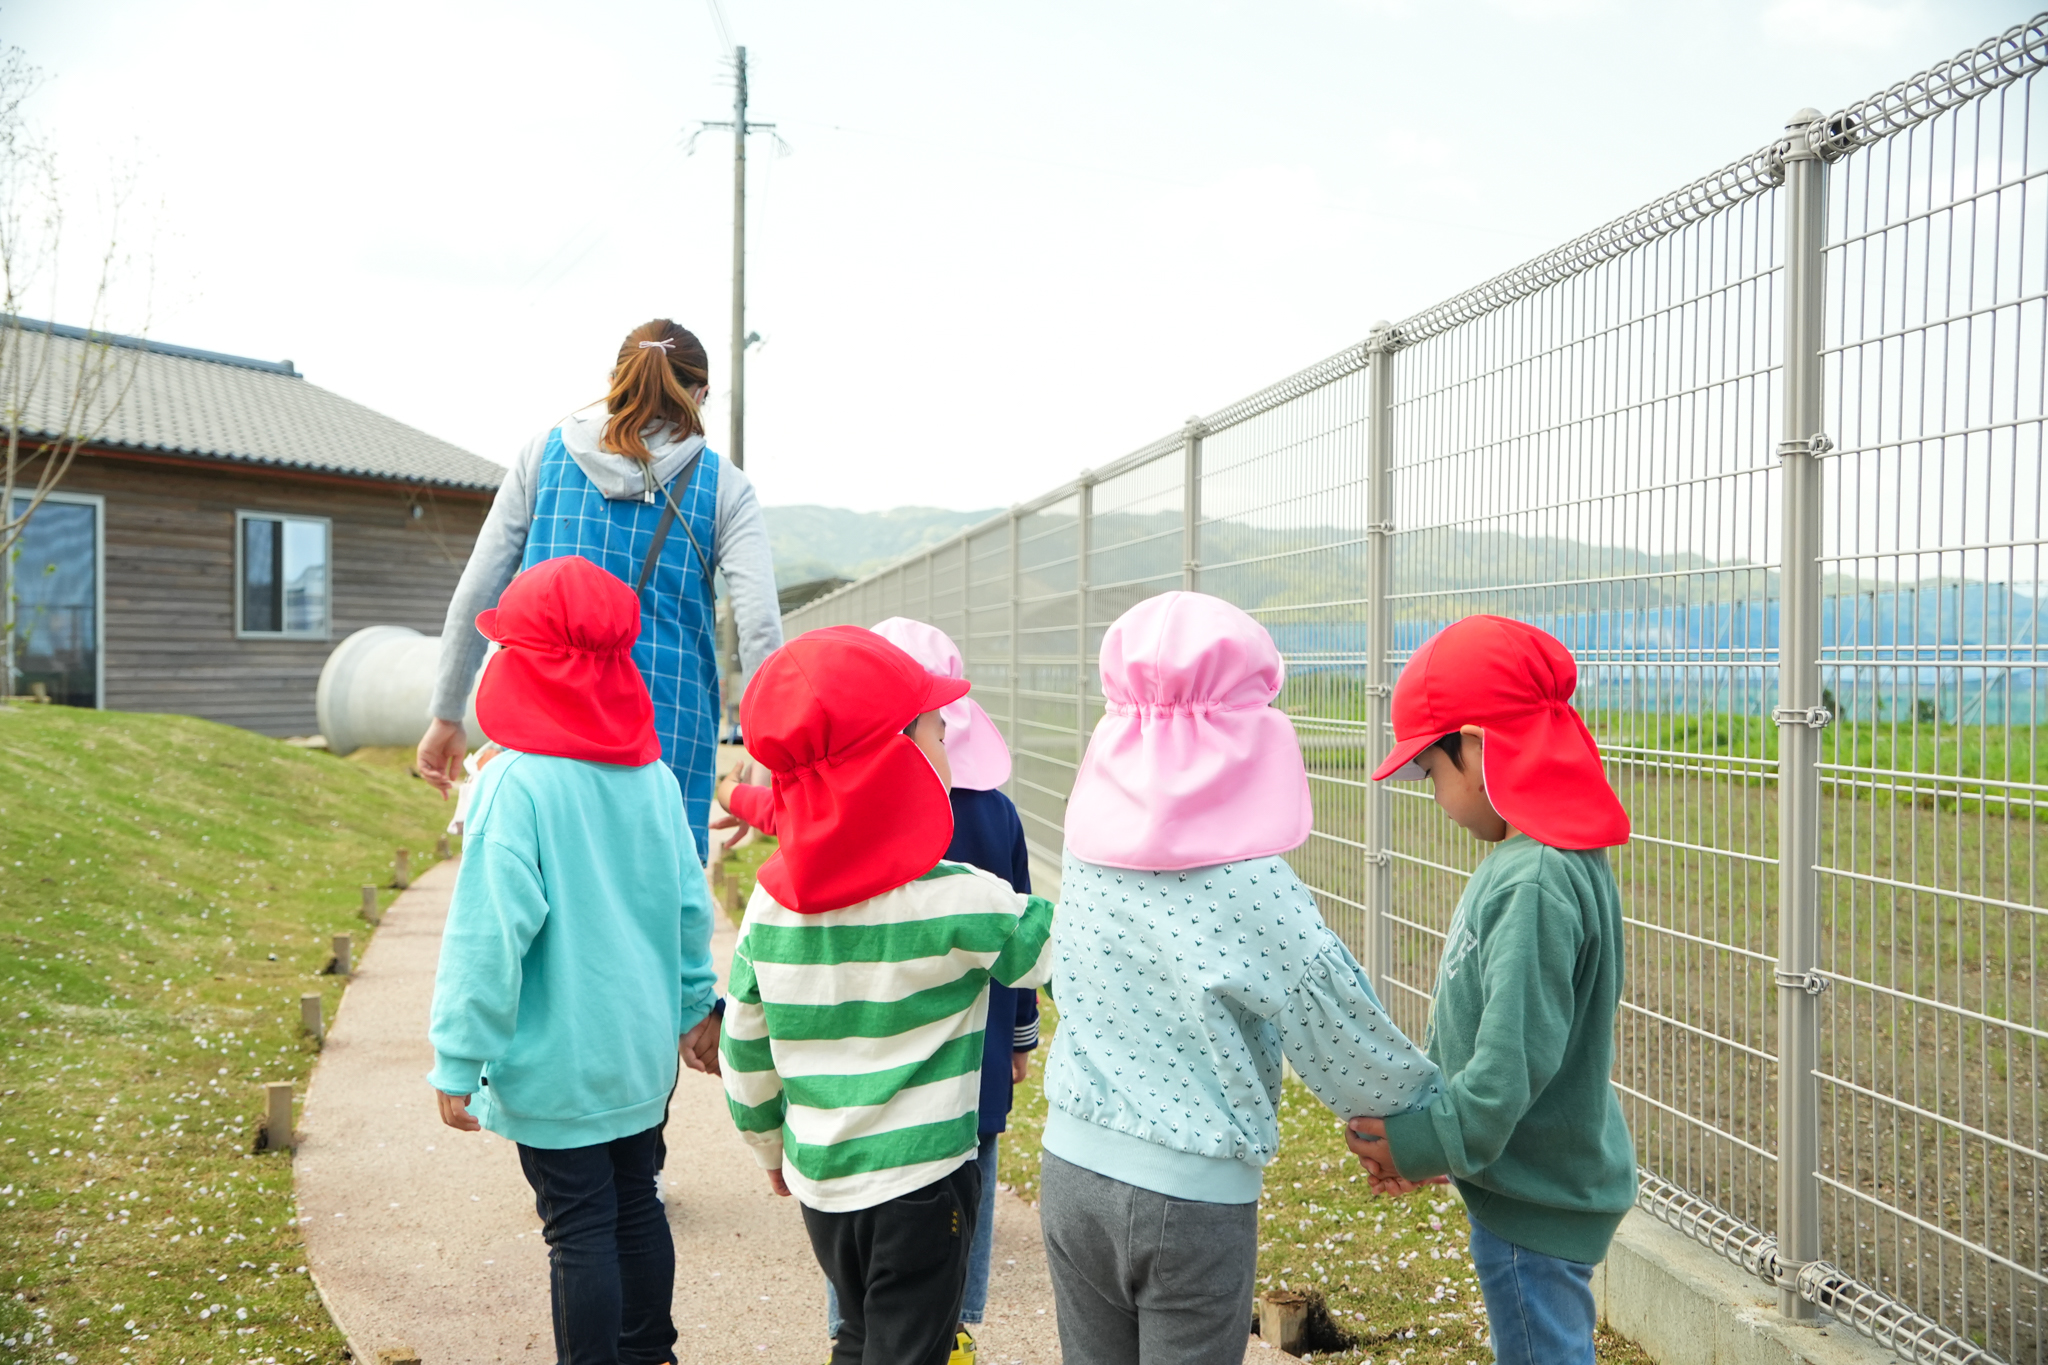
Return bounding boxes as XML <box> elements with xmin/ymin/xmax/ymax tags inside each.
<box><xmin>316</xmin><ymin>626</ymin><xmax>481</xmax><ymax>757</ymax></box>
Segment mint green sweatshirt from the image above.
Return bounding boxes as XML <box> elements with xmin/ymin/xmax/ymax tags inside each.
<box><xmin>1383</xmin><ymin>834</ymin><xmax>1636</xmax><ymax>1264</ymax></box>
<box><xmin>427</xmin><ymin>751</ymin><xmax>717</xmax><ymax>1149</ymax></box>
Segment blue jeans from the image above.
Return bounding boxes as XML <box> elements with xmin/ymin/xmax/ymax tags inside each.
<box><xmin>828</xmin><ymin>1136</ymin><xmax>999</xmax><ymax>1336</ymax></box>
<box><xmin>517</xmin><ymin>1125</ymin><xmax>677</xmax><ymax>1365</ymax></box>
<box><xmin>1468</xmin><ymin>1218</ymin><xmax>1597</xmax><ymax>1365</ymax></box>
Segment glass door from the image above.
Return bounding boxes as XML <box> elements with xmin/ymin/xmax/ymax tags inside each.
<box><xmin>7</xmin><ymin>493</ymin><xmax>102</xmax><ymax>708</ymax></box>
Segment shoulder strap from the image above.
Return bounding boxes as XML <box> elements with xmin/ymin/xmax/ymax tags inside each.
<box><xmin>633</xmin><ymin>448</ymin><xmax>713</xmax><ymax>596</ymax></box>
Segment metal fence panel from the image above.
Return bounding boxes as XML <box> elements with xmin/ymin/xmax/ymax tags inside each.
<box><xmin>782</xmin><ymin>17</ymin><xmax>2048</xmax><ymax>1361</ymax></box>
<box><xmin>1387</xmin><ymin>178</ymin><xmax>1787</xmax><ymax>1237</ymax></box>
<box><xmin>1818</xmin><ymin>64</ymin><xmax>2047</xmax><ymax>1361</ymax></box>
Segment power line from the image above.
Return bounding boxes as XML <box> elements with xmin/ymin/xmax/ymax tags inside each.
<box><xmin>702</xmin><ymin>0</ymin><xmax>734</xmax><ymax>57</ymax></box>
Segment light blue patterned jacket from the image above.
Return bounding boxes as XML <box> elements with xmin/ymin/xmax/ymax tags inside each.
<box><xmin>1043</xmin><ymin>853</ymin><xmax>1441</xmax><ymax>1203</ymax></box>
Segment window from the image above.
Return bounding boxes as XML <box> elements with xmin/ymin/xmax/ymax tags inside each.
<box><xmin>237</xmin><ymin>512</ymin><xmax>330</xmax><ymax>638</ymax></box>
<box><xmin>6</xmin><ymin>491</ymin><xmax>103</xmax><ymax>707</ymax></box>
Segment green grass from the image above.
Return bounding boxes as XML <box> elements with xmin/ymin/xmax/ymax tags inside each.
<box><xmin>0</xmin><ymin>705</ymin><xmax>457</xmax><ymax>1365</ymax></box>
<box><xmin>717</xmin><ymin>834</ymin><xmax>777</xmax><ymax>925</ymax></box>
<box><xmin>998</xmin><ymin>1006</ymin><xmax>1653</xmax><ymax>1364</ymax></box>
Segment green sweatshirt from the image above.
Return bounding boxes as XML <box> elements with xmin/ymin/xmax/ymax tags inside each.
<box><xmin>1383</xmin><ymin>834</ymin><xmax>1636</xmax><ymax>1264</ymax></box>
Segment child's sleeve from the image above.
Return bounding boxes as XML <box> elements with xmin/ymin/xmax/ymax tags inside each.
<box><xmin>1382</xmin><ymin>882</ymin><xmax>1582</xmax><ymax>1182</ymax></box>
<box><xmin>990</xmin><ymin>890</ymin><xmax>1057</xmax><ymax>991</ymax></box>
<box><xmin>676</xmin><ymin>809</ymin><xmax>718</xmax><ymax>1034</ymax></box>
<box><xmin>718</xmin><ymin>922</ymin><xmax>787</xmax><ymax>1168</ymax></box>
<box><xmin>426</xmin><ymin>773</ymin><xmax>548</xmax><ymax>1096</ymax></box>
<box><xmin>726</xmin><ymin>782</ymin><xmax>778</xmax><ymax>837</ymax></box>
<box><xmin>1014</xmin><ymin>986</ymin><xmax>1040</xmax><ymax>1052</ymax></box>
<box><xmin>1274</xmin><ymin>922</ymin><xmax>1440</xmax><ymax>1120</ymax></box>
<box><xmin>1003</xmin><ymin>798</ymin><xmax>1033</xmax><ymax>896</ymax></box>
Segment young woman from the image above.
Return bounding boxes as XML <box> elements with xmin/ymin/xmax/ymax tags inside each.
<box><xmin>418</xmin><ymin>319</ymin><xmax>781</xmax><ymax>861</ymax></box>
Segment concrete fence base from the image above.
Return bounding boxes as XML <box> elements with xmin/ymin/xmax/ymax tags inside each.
<box><xmin>1595</xmin><ymin>1211</ymin><xmax>1894</xmax><ymax>1365</ymax></box>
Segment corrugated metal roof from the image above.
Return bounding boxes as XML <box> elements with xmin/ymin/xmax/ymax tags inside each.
<box><xmin>5</xmin><ymin>318</ymin><xmax>505</xmax><ymax>491</ymax></box>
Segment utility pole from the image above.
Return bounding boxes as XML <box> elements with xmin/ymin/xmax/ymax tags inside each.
<box><xmin>695</xmin><ymin>46</ymin><xmax>774</xmax><ymax>473</ymax></box>
<box><xmin>728</xmin><ymin>46</ymin><xmax>748</xmax><ymax>472</ymax></box>
<box><xmin>691</xmin><ymin>44</ymin><xmax>777</xmax><ymax>749</ymax></box>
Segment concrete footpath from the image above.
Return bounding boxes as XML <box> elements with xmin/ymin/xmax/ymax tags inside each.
<box><xmin>294</xmin><ymin>857</ymin><xmax>1068</xmax><ymax>1364</ymax></box>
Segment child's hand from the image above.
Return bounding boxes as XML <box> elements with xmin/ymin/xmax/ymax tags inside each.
<box><xmin>437</xmin><ymin>1090</ymin><xmax>480</xmax><ymax>1132</ymax></box>
<box><xmin>766</xmin><ymin>1168</ymin><xmax>790</xmax><ymax>1197</ymax></box>
<box><xmin>1012</xmin><ymin>1051</ymin><xmax>1031</xmax><ymax>1085</ymax></box>
<box><xmin>1344</xmin><ymin>1116</ymin><xmax>1401</xmax><ymax>1179</ymax></box>
<box><xmin>708</xmin><ymin>809</ymin><xmax>752</xmax><ymax>853</ymax></box>
<box><xmin>681</xmin><ymin>1013</ymin><xmax>723</xmax><ymax>1076</ymax></box>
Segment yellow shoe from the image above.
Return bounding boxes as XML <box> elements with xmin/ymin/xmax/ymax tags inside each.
<box><xmin>947</xmin><ymin>1326</ymin><xmax>977</xmax><ymax>1365</ymax></box>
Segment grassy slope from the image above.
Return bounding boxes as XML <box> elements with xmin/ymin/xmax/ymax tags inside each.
<box><xmin>1000</xmin><ymin>1008</ymin><xmax>1654</xmax><ymax>1365</ymax></box>
<box><xmin>0</xmin><ymin>706</ymin><xmax>454</xmax><ymax>1365</ymax></box>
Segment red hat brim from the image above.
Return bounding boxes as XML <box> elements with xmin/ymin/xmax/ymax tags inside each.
<box><xmin>919</xmin><ymin>673</ymin><xmax>972</xmax><ymax>714</ymax></box>
<box><xmin>1371</xmin><ymin>731</ymin><xmax>1441</xmax><ymax>782</ymax></box>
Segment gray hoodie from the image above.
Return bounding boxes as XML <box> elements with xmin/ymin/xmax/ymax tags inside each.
<box><xmin>429</xmin><ymin>405</ymin><xmax>783</xmax><ymax>725</ymax></box>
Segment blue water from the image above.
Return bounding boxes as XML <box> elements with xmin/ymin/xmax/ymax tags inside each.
<box><xmin>1268</xmin><ymin>582</ymin><xmax>2048</xmax><ymax>723</ymax></box>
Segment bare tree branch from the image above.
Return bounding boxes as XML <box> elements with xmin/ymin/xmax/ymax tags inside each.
<box><xmin>0</xmin><ymin>44</ymin><xmax>152</xmax><ymax>699</ymax></box>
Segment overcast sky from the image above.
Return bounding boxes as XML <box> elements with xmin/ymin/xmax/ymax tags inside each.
<box><xmin>6</xmin><ymin>0</ymin><xmax>2032</xmax><ymax>512</ymax></box>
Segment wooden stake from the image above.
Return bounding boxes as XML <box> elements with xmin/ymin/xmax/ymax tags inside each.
<box><xmin>331</xmin><ymin>933</ymin><xmax>353</xmax><ymax>978</ymax></box>
<box><xmin>300</xmin><ymin>993</ymin><xmax>323</xmax><ymax>1043</ymax></box>
<box><xmin>724</xmin><ymin>878</ymin><xmax>742</xmax><ymax>920</ymax></box>
<box><xmin>393</xmin><ymin>848</ymin><xmax>411</xmax><ymax>890</ymax></box>
<box><xmin>435</xmin><ymin>834</ymin><xmax>451</xmax><ymax>860</ymax></box>
<box><xmin>360</xmin><ymin>884</ymin><xmax>380</xmax><ymax>924</ymax></box>
<box><xmin>264</xmin><ymin>1082</ymin><xmax>294</xmax><ymax>1153</ymax></box>
<box><xmin>1257</xmin><ymin>1290</ymin><xmax>1308</xmax><ymax>1354</ymax></box>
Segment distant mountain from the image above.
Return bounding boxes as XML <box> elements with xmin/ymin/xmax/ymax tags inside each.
<box><xmin>762</xmin><ymin>505</ymin><xmax>1001</xmax><ymax>588</ymax></box>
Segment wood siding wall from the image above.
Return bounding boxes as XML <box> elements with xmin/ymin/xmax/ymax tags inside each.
<box><xmin>58</xmin><ymin>449</ymin><xmax>493</xmax><ymax>736</ymax></box>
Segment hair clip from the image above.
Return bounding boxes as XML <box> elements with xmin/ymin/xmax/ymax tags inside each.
<box><xmin>639</xmin><ymin>338</ymin><xmax>675</xmax><ymax>352</ymax></box>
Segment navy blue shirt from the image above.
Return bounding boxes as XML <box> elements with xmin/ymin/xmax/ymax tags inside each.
<box><xmin>947</xmin><ymin>786</ymin><xmax>1039</xmax><ymax>1134</ymax></box>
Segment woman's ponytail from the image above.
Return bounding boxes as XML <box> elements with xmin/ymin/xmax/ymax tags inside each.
<box><xmin>602</xmin><ymin>320</ymin><xmax>711</xmax><ymax>461</ymax></box>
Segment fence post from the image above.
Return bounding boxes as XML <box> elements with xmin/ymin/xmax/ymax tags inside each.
<box><xmin>1182</xmin><ymin>418</ymin><xmax>1204</xmax><ymax>593</ymax></box>
<box><xmin>1361</xmin><ymin>323</ymin><xmax>1399</xmax><ymax>1002</ymax></box>
<box><xmin>1075</xmin><ymin>473</ymin><xmax>1095</xmax><ymax>752</ymax></box>
<box><xmin>1772</xmin><ymin>107</ymin><xmax>1830</xmax><ymax>1324</ymax></box>
<box><xmin>1008</xmin><ymin>506</ymin><xmax>1022</xmax><ymax>794</ymax></box>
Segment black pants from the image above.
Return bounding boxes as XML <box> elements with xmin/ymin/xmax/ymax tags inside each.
<box><xmin>801</xmin><ymin>1160</ymin><xmax>981</xmax><ymax>1365</ymax></box>
<box><xmin>517</xmin><ymin>1125</ymin><xmax>677</xmax><ymax>1365</ymax></box>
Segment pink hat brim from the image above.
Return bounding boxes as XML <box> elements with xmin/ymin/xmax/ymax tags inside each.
<box><xmin>940</xmin><ymin>697</ymin><xmax>1012</xmax><ymax>791</ymax></box>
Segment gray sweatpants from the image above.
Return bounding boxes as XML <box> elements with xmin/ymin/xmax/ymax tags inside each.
<box><xmin>1039</xmin><ymin>1151</ymin><xmax>1258</xmax><ymax>1365</ymax></box>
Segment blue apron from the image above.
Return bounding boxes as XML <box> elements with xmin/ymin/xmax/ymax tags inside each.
<box><xmin>520</xmin><ymin>429</ymin><xmax>721</xmax><ymax>861</ymax></box>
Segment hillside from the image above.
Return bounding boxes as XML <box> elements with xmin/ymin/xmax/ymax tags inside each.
<box><xmin>0</xmin><ymin>705</ymin><xmax>455</xmax><ymax>1364</ymax></box>
<box><xmin>762</xmin><ymin>504</ymin><xmax>1000</xmax><ymax>587</ymax></box>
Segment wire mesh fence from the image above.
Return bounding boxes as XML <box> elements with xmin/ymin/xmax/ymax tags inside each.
<box><xmin>784</xmin><ymin>17</ymin><xmax>2048</xmax><ymax>1363</ymax></box>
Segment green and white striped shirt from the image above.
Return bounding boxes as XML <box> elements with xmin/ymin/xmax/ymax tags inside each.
<box><xmin>720</xmin><ymin>860</ymin><xmax>1056</xmax><ymax>1212</ymax></box>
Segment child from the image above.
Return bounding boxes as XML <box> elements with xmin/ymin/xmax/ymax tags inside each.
<box><xmin>427</xmin><ymin>555</ymin><xmax>721</xmax><ymax>1365</ymax></box>
<box><xmin>1042</xmin><ymin>591</ymin><xmax>1440</xmax><ymax>1365</ymax></box>
<box><xmin>719</xmin><ymin>626</ymin><xmax>1056</xmax><ymax>1365</ymax></box>
<box><xmin>718</xmin><ymin>615</ymin><xmax>1038</xmax><ymax>1360</ymax></box>
<box><xmin>1345</xmin><ymin>614</ymin><xmax>1636</xmax><ymax>1365</ymax></box>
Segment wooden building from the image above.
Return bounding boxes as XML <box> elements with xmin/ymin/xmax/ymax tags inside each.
<box><xmin>6</xmin><ymin>321</ymin><xmax>503</xmax><ymax>735</ymax></box>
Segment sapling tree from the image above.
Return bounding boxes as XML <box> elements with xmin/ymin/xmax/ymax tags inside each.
<box><xmin>0</xmin><ymin>43</ymin><xmax>150</xmax><ymax>699</ymax></box>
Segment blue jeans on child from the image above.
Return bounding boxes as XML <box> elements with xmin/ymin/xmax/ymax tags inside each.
<box><xmin>827</xmin><ymin>1134</ymin><xmax>999</xmax><ymax>1337</ymax></box>
<box><xmin>1468</xmin><ymin>1218</ymin><xmax>1597</xmax><ymax>1365</ymax></box>
<box><xmin>517</xmin><ymin>1125</ymin><xmax>677</xmax><ymax>1365</ymax></box>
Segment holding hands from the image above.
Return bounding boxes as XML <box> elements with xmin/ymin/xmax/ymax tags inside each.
<box><xmin>1345</xmin><ymin>1117</ymin><xmax>1449</xmax><ymax>1198</ymax></box>
<box><xmin>680</xmin><ymin>1010</ymin><xmax>723</xmax><ymax>1076</ymax></box>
